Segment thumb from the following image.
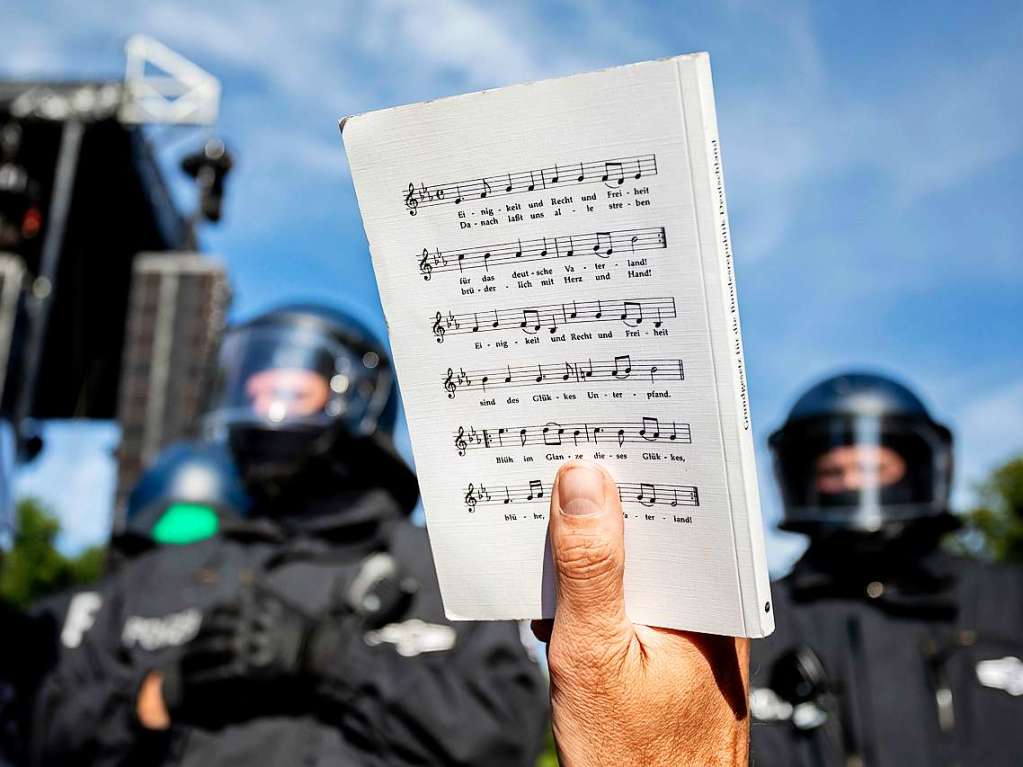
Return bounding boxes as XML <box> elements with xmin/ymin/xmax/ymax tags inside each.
<box><xmin>548</xmin><ymin>461</ymin><xmax>630</xmax><ymax>642</ymax></box>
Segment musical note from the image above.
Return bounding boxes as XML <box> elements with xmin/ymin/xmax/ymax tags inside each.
<box><xmin>542</xmin><ymin>423</ymin><xmax>562</xmax><ymax>446</ymax></box>
<box><xmin>593</xmin><ymin>231</ymin><xmax>613</xmax><ymax>257</ymax></box>
<box><xmin>462</xmin><ymin>479</ymin><xmax>697</xmax><ymax>510</ymax></box>
<box><xmin>454</xmin><ymin>426</ymin><xmax>468</xmax><ymax>456</ymax></box>
<box><xmin>617</xmin><ymin>428</ymin><xmax>626</xmax><ymax>448</ymax></box>
<box><xmin>521</xmin><ymin>309</ymin><xmax>541</xmax><ymax>334</ymax></box>
<box><xmin>640</xmin><ymin>417</ymin><xmax>660</xmax><ymax>440</ymax></box>
<box><xmin>622</xmin><ymin>300</ymin><xmax>643</xmax><ymax>327</ymax></box>
<box><xmin>399</xmin><ymin>154</ymin><xmax>657</xmax><ymax>213</ymax></box>
<box><xmin>612</xmin><ymin>354</ymin><xmax>632</xmax><ymax>379</ymax></box>
<box><xmin>636</xmin><ymin>483</ymin><xmax>656</xmax><ymax>507</ymax></box>
<box><xmin>632</xmin><ymin>156</ymin><xmax>645</xmax><ymax>180</ymax></box>
<box><xmin>442</xmin><ymin>357</ymin><xmax>681</xmax><ymax>395</ymax></box>
<box><xmin>602</xmin><ymin>160</ymin><xmax>624</xmax><ymax>187</ymax></box>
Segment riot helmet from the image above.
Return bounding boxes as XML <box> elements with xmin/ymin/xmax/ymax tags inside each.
<box><xmin>769</xmin><ymin>372</ymin><xmax>953</xmax><ymax>534</ymax></box>
<box><xmin>124</xmin><ymin>441</ymin><xmax>250</xmax><ymax>546</ymax></box>
<box><xmin>202</xmin><ymin>304</ymin><xmax>415</xmax><ymax>508</ymax></box>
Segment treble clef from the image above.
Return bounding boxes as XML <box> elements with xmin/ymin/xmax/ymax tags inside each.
<box><xmin>433</xmin><ymin>311</ymin><xmax>446</xmax><ymax>343</ymax></box>
<box><xmin>404</xmin><ymin>182</ymin><xmax>419</xmax><ymax>216</ymax></box>
<box><xmin>464</xmin><ymin>483</ymin><xmax>477</xmax><ymax>512</ymax></box>
<box><xmin>444</xmin><ymin>368</ymin><xmax>457</xmax><ymax>399</ymax></box>
<box><xmin>454</xmin><ymin>426</ymin><xmax>468</xmax><ymax>456</ymax></box>
<box><xmin>419</xmin><ymin>248</ymin><xmax>433</xmax><ymax>281</ymax></box>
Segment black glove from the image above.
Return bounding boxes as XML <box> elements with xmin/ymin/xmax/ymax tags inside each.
<box><xmin>161</xmin><ymin>586</ymin><xmax>315</xmax><ymax>725</ymax></box>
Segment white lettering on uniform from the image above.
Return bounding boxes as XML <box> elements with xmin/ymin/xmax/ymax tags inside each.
<box><xmin>61</xmin><ymin>591</ymin><xmax>103</xmax><ymax>648</ymax></box>
<box><xmin>122</xmin><ymin>608</ymin><xmax>202</xmax><ymax>651</ymax></box>
<box><xmin>364</xmin><ymin>619</ymin><xmax>457</xmax><ymax>657</ymax></box>
<box><xmin>976</xmin><ymin>656</ymin><xmax>1023</xmax><ymax>696</ymax></box>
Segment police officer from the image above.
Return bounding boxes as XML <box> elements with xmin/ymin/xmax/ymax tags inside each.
<box><xmin>34</xmin><ymin>304</ymin><xmax>548</xmax><ymax>766</ymax></box>
<box><xmin>110</xmin><ymin>440</ymin><xmax>251</xmax><ymax>566</ymax></box>
<box><xmin>751</xmin><ymin>372</ymin><xmax>1023</xmax><ymax>767</ymax></box>
<box><xmin>39</xmin><ymin>438</ymin><xmax>251</xmax><ymax>688</ymax></box>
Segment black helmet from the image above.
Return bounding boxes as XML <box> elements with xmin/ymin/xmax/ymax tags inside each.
<box><xmin>124</xmin><ymin>441</ymin><xmax>250</xmax><ymax>545</ymax></box>
<box><xmin>202</xmin><ymin>304</ymin><xmax>415</xmax><ymax>507</ymax></box>
<box><xmin>769</xmin><ymin>372</ymin><xmax>953</xmax><ymax>534</ymax></box>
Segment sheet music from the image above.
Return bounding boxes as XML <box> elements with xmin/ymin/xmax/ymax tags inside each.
<box><xmin>341</xmin><ymin>53</ymin><xmax>773</xmax><ymax>636</ymax></box>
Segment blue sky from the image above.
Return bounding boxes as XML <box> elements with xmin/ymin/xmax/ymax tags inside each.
<box><xmin>4</xmin><ymin>1</ymin><xmax>1022</xmax><ymax>569</ymax></box>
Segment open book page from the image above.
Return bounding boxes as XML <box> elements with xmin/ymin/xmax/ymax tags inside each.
<box><xmin>341</xmin><ymin>53</ymin><xmax>772</xmax><ymax>637</ymax></box>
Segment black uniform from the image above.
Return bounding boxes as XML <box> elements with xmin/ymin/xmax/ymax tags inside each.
<box><xmin>751</xmin><ymin>546</ymin><xmax>1023</xmax><ymax>766</ymax></box>
<box><xmin>0</xmin><ymin>602</ymin><xmax>59</xmax><ymax>766</ymax></box>
<box><xmin>34</xmin><ymin>485</ymin><xmax>548</xmax><ymax>766</ymax></box>
<box><xmin>753</xmin><ymin>372</ymin><xmax>1023</xmax><ymax>766</ymax></box>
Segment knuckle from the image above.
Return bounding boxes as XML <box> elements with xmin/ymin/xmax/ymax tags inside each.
<box><xmin>556</xmin><ymin>533</ymin><xmax>620</xmax><ymax>584</ymax></box>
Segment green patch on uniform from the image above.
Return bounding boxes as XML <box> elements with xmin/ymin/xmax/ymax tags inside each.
<box><xmin>152</xmin><ymin>503</ymin><xmax>220</xmax><ymax>545</ymax></box>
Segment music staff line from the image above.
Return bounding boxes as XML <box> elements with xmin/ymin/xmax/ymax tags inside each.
<box><xmin>454</xmin><ymin>417</ymin><xmax>693</xmax><ymax>455</ymax></box>
<box><xmin>463</xmin><ymin>479</ymin><xmax>699</xmax><ymax>512</ymax></box>
<box><xmin>404</xmin><ymin>153</ymin><xmax>658</xmax><ymax>215</ymax></box>
<box><xmin>418</xmin><ymin>226</ymin><xmax>666</xmax><ymax>280</ymax></box>
<box><xmin>432</xmin><ymin>297</ymin><xmax>676</xmax><ymax>342</ymax></box>
<box><xmin>443</xmin><ymin>356</ymin><xmax>685</xmax><ymax>398</ymax></box>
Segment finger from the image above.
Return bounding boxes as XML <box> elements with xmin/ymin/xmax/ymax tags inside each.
<box><xmin>547</xmin><ymin>460</ymin><xmax>630</xmax><ymax>643</ymax></box>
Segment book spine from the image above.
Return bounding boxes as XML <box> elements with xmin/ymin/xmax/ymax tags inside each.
<box><xmin>690</xmin><ymin>55</ymin><xmax>774</xmax><ymax>636</ymax></box>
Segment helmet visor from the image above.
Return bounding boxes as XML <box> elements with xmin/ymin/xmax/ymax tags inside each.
<box><xmin>204</xmin><ymin>324</ymin><xmax>390</xmax><ymax>437</ymax></box>
<box><xmin>773</xmin><ymin>414</ymin><xmax>951</xmax><ymax>530</ymax></box>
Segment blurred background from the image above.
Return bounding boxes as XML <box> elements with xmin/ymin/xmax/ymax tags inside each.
<box><xmin>0</xmin><ymin>0</ymin><xmax>1020</xmax><ymax>590</ymax></box>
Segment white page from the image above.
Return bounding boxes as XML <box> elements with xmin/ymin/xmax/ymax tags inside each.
<box><xmin>342</xmin><ymin>53</ymin><xmax>773</xmax><ymax>637</ymax></box>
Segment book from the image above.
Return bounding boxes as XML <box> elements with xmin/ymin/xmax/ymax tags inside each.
<box><xmin>340</xmin><ymin>52</ymin><xmax>773</xmax><ymax>637</ymax></box>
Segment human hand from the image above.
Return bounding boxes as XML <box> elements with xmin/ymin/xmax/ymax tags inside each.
<box><xmin>532</xmin><ymin>461</ymin><xmax>750</xmax><ymax>766</ymax></box>
<box><xmin>152</xmin><ymin>587</ymin><xmax>315</xmax><ymax>727</ymax></box>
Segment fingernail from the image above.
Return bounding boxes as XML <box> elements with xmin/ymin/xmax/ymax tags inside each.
<box><xmin>558</xmin><ymin>464</ymin><xmax>606</xmax><ymax>517</ymax></box>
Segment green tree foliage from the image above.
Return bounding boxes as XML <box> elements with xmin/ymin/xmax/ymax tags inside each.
<box><xmin>536</xmin><ymin>729</ymin><xmax>558</xmax><ymax>766</ymax></box>
<box><xmin>0</xmin><ymin>498</ymin><xmax>106</xmax><ymax>607</ymax></box>
<box><xmin>958</xmin><ymin>456</ymin><xmax>1023</xmax><ymax>564</ymax></box>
